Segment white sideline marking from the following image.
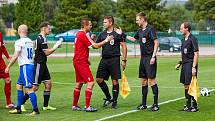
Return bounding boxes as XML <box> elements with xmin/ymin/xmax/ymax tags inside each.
<box><xmin>95</xmin><ymin>89</ymin><xmax>215</xmax><ymax>121</ymax></box>
<box><xmin>95</xmin><ymin>97</ymin><xmax>184</xmax><ymax>121</ymax></box>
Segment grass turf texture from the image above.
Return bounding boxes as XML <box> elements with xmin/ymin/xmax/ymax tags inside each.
<box><xmin>0</xmin><ymin>57</ymin><xmax>214</xmax><ymax>121</ymax></box>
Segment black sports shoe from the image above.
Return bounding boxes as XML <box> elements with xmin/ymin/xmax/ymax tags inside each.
<box><xmin>84</xmin><ymin>106</ymin><xmax>98</xmax><ymax>112</ymax></box>
<box><xmin>150</xmin><ymin>104</ymin><xmax>159</xmax><ymax>111</ymax></box>
<box><xmin>72</xmin><ymin>106</ymin><xmax>82</xmax><ymax>111</ymax></box>
<box><xmin>103</xmin><ymin>98</ymin><xmax>112</xmax><ymax>107</ymax></box>
<box><xmin>137</xmin><ymin>104</ymin><xmax>147</xmax><ymax>110</ymax></box>
<box><xmin>179</xmin><ymin>106</ymin><xmax>191</xmax><ymax>112</ymax></box>
<box><xmin>111</xmin><ymin>101</ymin><xmax>117</xmax><ymax>109</ymax></box>
<box><xmin>191</xmin><ymin>107</ymin><xmax>199</xmax><ymax>112</ymax></box>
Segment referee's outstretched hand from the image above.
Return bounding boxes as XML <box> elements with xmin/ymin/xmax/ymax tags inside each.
<box><xmin>114</xmin><ymin>27</ymin><xmax>122</xmax><ymax>35</ymax></box>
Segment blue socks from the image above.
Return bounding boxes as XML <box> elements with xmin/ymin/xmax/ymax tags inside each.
<box><xmin>29</xmin><ymin>92</ymin><xmax>38</xmax><ymax>110</ymax></box>
<box><xmin>17</xmin><ymin>90</ymin><xmax>24</xmax><ymax>110</ymax></box>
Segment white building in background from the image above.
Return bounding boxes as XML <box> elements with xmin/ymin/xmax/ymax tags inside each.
<box><xmin>161</xmin><ymin>0</ymin><xmax>188</xmax><ymax>7</ymax></box>
<box><xmin>8</xmin><ymin>0</ymin><xmax>18</xmax><ymax>4</ymax></box>
<box><xmin>0</xmin><ymin>0</ymin><xmax>8</xmax><ymax>6</ymax></box>
<box><xmin>0</xmin><ymin>0</ymin><xmax>18</xmax><ymax>6</ymax></box>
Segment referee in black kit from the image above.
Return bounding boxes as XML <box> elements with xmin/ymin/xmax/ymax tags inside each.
<box><xmin>176</xmin><ymin>22</ymin><xmax>199</xmax><ymax>112</ymax></box>
<box><xmin>126</xmin><ymin>12</ymin><xmax>159</xmax><ymax>111</ymax></box>
<box><xmin>96</xmin><ymin>16</ymin><xmax>127</xmax><ymax>109</ymax></box>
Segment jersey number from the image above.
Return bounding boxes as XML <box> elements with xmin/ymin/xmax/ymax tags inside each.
<box><xmin>27</xmin><ymin>48</ymin><xmax>33</xmax><ymax>60</ymax></box>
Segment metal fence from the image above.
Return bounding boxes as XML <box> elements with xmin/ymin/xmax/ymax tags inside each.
<box><xmin>2</xmin><ymin>31</ymin><xmax>215</xmax><ymax>57</ymax></box>
<box><xmin>126</xmin><ymin>31</ymin><xmax>215</xmax><ymax>46</ymax></box>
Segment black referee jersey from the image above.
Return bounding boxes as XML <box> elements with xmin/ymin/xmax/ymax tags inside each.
<box><xmin>96</xmin><ymin>30</ymin><xmax>125</xmax><ymax>58</ymax></box>
<box><xmin>181</xmin><ymin>33</ymin><xmax>199</xmax><ymax>63</ymax></box>
<box><xmin>134</xmin><ymin>24</ymin><xmax>157</xmax><ymax>57</ymax></box>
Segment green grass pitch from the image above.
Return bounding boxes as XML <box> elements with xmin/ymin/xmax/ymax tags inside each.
<box><xmin>0</xmin><ymin>57</ymin><xmax>215</xmax><ymax>121</ymax></box>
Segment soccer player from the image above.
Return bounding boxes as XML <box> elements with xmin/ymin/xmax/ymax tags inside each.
<box><xmin>5</xmin><ymin>24</ymin><xmax>39</xmax><ymax>115</ymax></box>
<box><xmin>72</xmin><ymin>18</ymin><xmax>113</xmax><ymax>112</ymax></box>
<box><xmin>22</xmin><ymin>22</ymin><xmax>62</xmax><ymax>111</ymax></box>
<box><xmin>125</xmin><ymin>12</ymin><xmax>159</xmax><ymax>111</ymax></box>
<box><xmin>177</xmin><ymin>22</ymin><xmax>199</xmax><ymax>112</ymax></box>
<box><xmin>96</xmin><ymin>16</ymin><xmax>127</xmax><ymax>109</ymax></box>
<box><xmin>0</xmin><ymin>32</ymin><xmax>14</xmax><ymax>109</ymax></box>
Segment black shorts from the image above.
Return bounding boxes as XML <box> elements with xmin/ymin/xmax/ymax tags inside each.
<box><xmin>96</xmin><ymin>57</ymin><xmax>121</xmax><ymax>80</ymax></box>
<box><xmin>180</xmin><ymin>62</ymin><xmax>198</xmax><ymax>85</ymax></box>
<box><xmin>34</xmin><ymin>62</ymin><xmax>51</xmax><ymax>85</ymax></box>
<box><xmin>139</xmin><ymin>56</ymin><xmax>157</xmax><ymax>79</ymax></box>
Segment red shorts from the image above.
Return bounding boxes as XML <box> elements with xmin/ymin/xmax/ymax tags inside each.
<box><xmin>0</xmin><ymin>59</ymin><xmax>9</xmax><ymax>78</ymax></box>
<box><xmin>73</xmin><ymin>61</ymin><xmax>94</xmax><ymax>83</ymax></box>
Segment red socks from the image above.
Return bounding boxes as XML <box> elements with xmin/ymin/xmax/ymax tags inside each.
<box><xmin>73</xmin><ymin>87</ymin><xmax>92</xmax><ymax>108</ymax></box>
<box><xmin>72</xmin><ymin>88</ymin><xmax>80</xmax><ymax>106</ymax></box>
<box><xmin>85</xmin><ymin>88</ymin><xmax>92</xmax><ymax>108</ymax></box>
<box><xmin>4</xmin><ymin>81</ymin><xmax>12</xmax><ymax>105</ymax></box>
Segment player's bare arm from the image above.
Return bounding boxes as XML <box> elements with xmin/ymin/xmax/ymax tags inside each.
<box><xmin>192</xmin><ymin>51</ymin><xmax>199</xmax><ymax>75</ymax></box>
<box><xmin>120</xmin><ymin>42</ymin><xmax>127</xmax><ymax>70</ymax></box>
<box><xmin>150</xmin><ymin>39</ymin><xmax>159</xmax><ymax>65</ymax></box>
<box><xmin>43</xmin><ymin>40</ymin><xmax>63</xmax><ymax>56</ymax></box>
<box><xmin>92</xmin><ymin>35</ymin><xmax>114</xmax><ymax>49</ymax></box>
<box><xmin>5</xmin><ymin>51</ymin><xmax>20</xmax><ymax>73</ymax></box>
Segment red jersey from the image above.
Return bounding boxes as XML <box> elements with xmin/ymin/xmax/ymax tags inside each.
<box><xmin>0</xmin><ymin>32</ymin><xmax>10</xmax><ymax>60</ymax></box>
<box><xmin>0</xmin><ymin>32</ymin><xmax>10</xmax><ymax>78</ymax></box>
<box><xmin>73</xmin><ymin>30</ymin><xmax>93</xmax><ymax>62</ymax></box>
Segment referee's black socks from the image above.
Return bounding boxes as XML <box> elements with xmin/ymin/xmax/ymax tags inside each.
<box><xmin>98</xmin><ymin>81</ymin><xmax>111</xmax><ymax>100</ymax></box>
<box><xmin>191</xmin><ymin>96</ymin><xmax>198</xmax><ymax>108</ymax></box>
<box><xmin>43</xmin><ymin>91</ymin><xmax>50</xmax><ymax>107</ymax></box>
<box><xmin>151</xmin><ymin>84</ymin><xmax>158</xmax><ymax>106</ymax></box>
<box><xmin>112</xmin><ymin>84</ymin><xmax>119</xmax><ymax>102</ymax></box>
<box><xmin>185</xmin><ymin>89</ymin><xmax>191</xmax><ymax>108</ymax></box>
<box><xmin>142</xmin><ymin>85</ymin><xmax>148</xmax><ymax>106</ymax></box>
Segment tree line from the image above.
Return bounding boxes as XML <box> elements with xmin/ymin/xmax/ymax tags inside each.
<box><xmin>0</xmin><ymin>0</ymin><xmax>214</xmax><ymax>33</ymax></box>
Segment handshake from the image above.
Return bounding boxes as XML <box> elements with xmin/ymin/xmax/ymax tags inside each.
<box><xmin>104</xmin><ymin>35</ymin><xmax>114</xmax><ymax>42</ymax></box>
<box><xmin>52</xmin><ymin>39</ymin><xmax>63</xmax><ymax>50</ymax></box>
<box><xmin>175</xmin><ymin>61</ymin><xmax>182</xmax><ymax>70</ymax></box>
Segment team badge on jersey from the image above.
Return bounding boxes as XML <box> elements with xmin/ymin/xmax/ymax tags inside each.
<box><xmin>184</xmin><ymin>48</ymin><xmax>187</xmax><ymax>54</ymax></box>
<box><xmin>110</xmin><ymin>39</ymin><xmax>114</xmax><ymax>45</ymax></box>
<box><xmin>142</xmin><ymin>38</ymin><xmax>146</xmax><ymax>43</ymax></box>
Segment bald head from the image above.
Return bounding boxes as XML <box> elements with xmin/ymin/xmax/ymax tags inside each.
<box><xmin>18</xmin><ymin>24</ymin><xmax>28</xmax><ymax>37</ymax></box>
<box><xmin>18</xmin><ymin>24</ymin><xmax>28</xmax><ymax>34</ymax></box>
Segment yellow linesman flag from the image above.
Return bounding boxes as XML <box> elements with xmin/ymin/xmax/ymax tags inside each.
<box><xmin>188</xmin><ymin>76</ymin><xmax>200</xmax><ymax>102</ymax></box>
<box><xmin>120</xmin><ymin>71</ymin><xmax>131</xmax><ymax>99</ymax></box>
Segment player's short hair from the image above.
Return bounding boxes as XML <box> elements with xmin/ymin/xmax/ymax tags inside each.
<box><xmin>136</xmin><ymin>12</ymin><xmax>147</xmax><ymax>21</ymax></box>
<box><xmin>18</xmin><ymin>24</ymin><xmax>28</xmax><ymax>33</ymax></box>
<box><xmin>80</xmin><ymin>18</ymin><xmax>90</xmax><ymax>28</ymax></box>
<box><xmin>104</xmin><ymin>16</ymin><xmax>114</xmax><ymax>24</ymax></box>
<box><xmin>40</xmin><ymin>21</ymin><xmax>50</xmax><ymax>28</ymax></box>
<box><xmin>183</xmin><ymin>22</ymin><xmax>191</xmax><ymax>32</ymax></box>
